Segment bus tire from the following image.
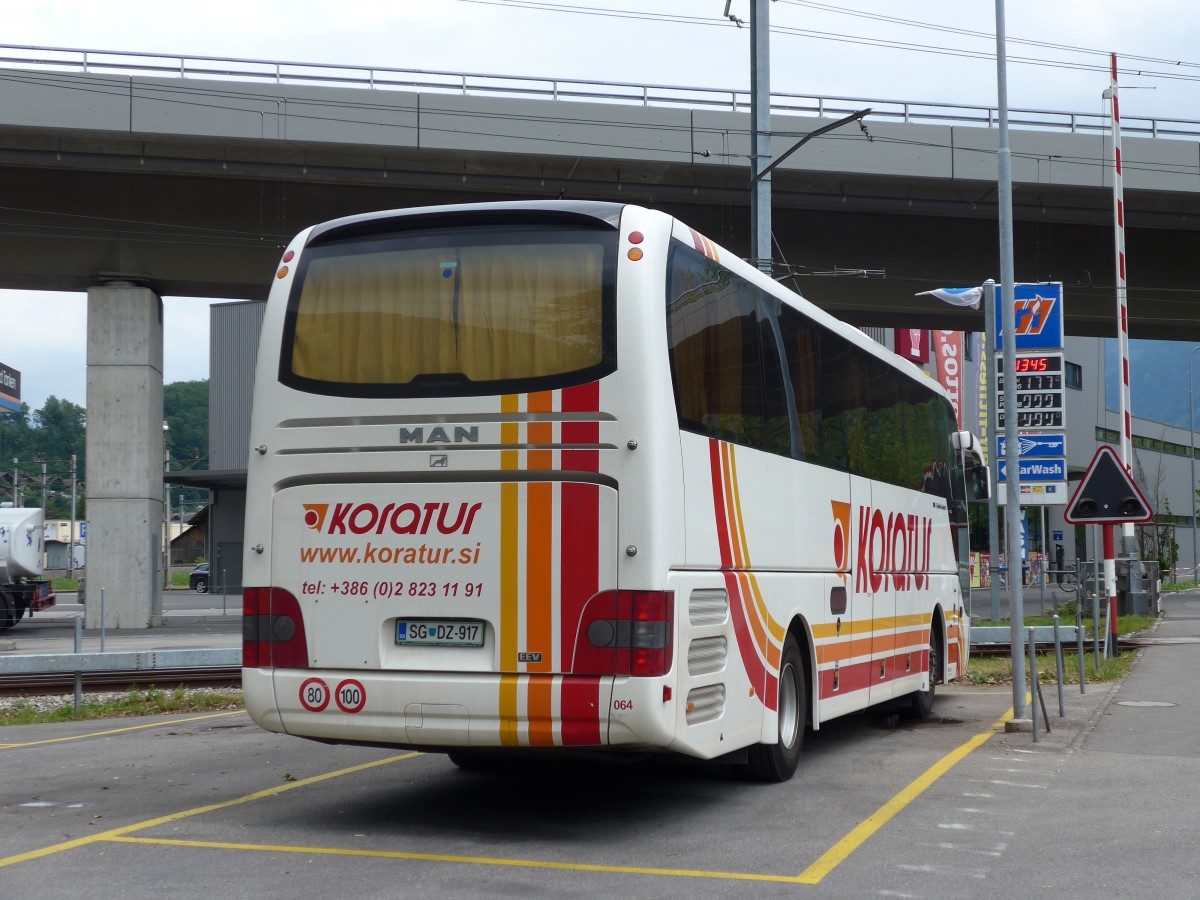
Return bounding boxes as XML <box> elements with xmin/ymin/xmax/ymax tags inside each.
<box><xmin>745</xmin><ymin>633</ymin><xmax>806</xmax><ymax>782</ymax></box>
<box><xmin>903</xmin><ymin>633</ymin><xmax>939</xmax><ymax>720</ymax></box>
<box><xmin>446</xmin><ymin>750</ymin><xmax>503</xmax><ymax>773</ymax></box>
<box><xmin>0</xmin><ymin>589</ymin><xmax>15</xmax><ymax>630</ymax></box>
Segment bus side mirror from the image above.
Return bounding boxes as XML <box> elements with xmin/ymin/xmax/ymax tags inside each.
<box><xmin>971</xmin><ymin>465</ymin><xmax>991</xmax><ymax>501</ymax></box>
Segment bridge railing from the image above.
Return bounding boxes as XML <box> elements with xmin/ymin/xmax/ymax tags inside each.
<box><xmin>2</xmin><ymin>43</ymin><xmax>1199</xmax><ymax>141</ymax></box>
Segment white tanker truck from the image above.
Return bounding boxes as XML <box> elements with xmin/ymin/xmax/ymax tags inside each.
<box><xmin>0</xmin><ymin>507</ymin><xmax>56</xmax><ymax>629</ymax></box>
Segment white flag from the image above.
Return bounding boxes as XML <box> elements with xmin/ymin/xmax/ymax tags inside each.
<box><xmin>915</xmin><ymin>287</ymin><xmax>982</xmax><ymax>310</ymax></box>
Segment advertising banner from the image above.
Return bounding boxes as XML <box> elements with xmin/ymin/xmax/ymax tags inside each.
<box><xmin>932</xmin><ymin>330</ymin><xmax>965</xmax><ymax>428</ymax></box>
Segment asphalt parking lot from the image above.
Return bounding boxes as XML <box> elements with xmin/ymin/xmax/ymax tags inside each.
<box><xmin>4</xmin><ymin>592</ymin><xmax>1200</xmax><ymax>898</ymax></box>
<box><xmin>0</xmin><ymin>682</ymin><xmax>1079</xmax><ymax>899</ymax></box>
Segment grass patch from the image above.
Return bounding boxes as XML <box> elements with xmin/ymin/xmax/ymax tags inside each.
<box><xmin>51</xmin><ymin>576</ymin><xmax>80</xmax><ymax>592</ymax></box>
<box><xmin>964</xmin><ymin>650</ymin><xmax>1135</xmax><ymax>685</ymax></box>
<box><xmin>0</xmin><ymin>685</ymin><xmax>243</xmax><ymax>727</ymax></box>
<box><xmin>965</xmin><ymin>612</ymin><xmax>1152</xmax><ymax>684</ymax></box>
<box><xmin>1161</xmin><ymin>582</ymin><xmax>1198</xmax><ymax>593</ymax></box>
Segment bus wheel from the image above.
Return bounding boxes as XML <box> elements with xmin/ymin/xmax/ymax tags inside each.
<box><xmin>0</xmin><ymin>589</ymin><xmax>15</xmax><ymax>630</ymax></box>
<box><xmin>745</xmin><ymin>633</ymin><xmax>806</xmax><ymax>782</ymax></box>
<box><xmin>446</xmin><ymin>750</ymin><xmax>503</xmax><ymax>773</ymax></box>
<box><xmin>904</xmin><ymin>634</ymin><xmax>939</xmax><ymax>720</ymax></box>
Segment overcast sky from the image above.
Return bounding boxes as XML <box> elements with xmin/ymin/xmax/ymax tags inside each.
<box><xmin>5</xmin><ymin>0</ymin><xmax>1200</xmax><ymax>412</ymax></box>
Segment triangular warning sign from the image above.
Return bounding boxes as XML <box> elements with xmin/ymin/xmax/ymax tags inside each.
<box><xmin>1064</xmin><ymin>445</ymin><xmax>1154</xmax><ymax>524</ymax></box>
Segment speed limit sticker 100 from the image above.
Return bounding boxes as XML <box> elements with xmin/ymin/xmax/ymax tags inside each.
<box><xmin>335</xmin><ymin>679</ymin><xmax>367</xmax><ymax>714</ymax></box>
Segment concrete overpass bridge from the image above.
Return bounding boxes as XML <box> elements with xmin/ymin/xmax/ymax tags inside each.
<box><xmin>2</xmin><ymin>45</ymin><xmax>1197</xmax><ymax>626</ymax></box>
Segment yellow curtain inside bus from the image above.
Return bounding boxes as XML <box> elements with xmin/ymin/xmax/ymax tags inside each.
<box><xmin>289</xmin><ymin>242</ymin><xmax>605</xmax><ymax>385</ymax></box>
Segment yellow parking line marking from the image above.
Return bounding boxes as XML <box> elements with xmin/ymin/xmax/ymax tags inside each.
<box><xmin>0</xmin><ymin>710</ymin><xmax>247</xmax><ymax>750</ymax></box>
<box><xmin>105</xmin><ymin>837</ymin><xmax>806</xmax><ymax>883</ymax></box>
<box><xmin>0</xmin><ymin>752</ymin><xmax>420</xmax><ymax>869</ymax></box>
<box><xmin>795</xmin><ymin>709</ymin><xmax>1013</xmax><ymax>884</ymax></box>
<box><xmin>2</xmin><ymin>709</ymin><xmax>1011</xmax><ymax>883</ymax></box>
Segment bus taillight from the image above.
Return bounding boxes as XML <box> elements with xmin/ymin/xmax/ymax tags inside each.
<box><xmin>242</xmin><ymin>587</ymin><xmax>309</xmax><ymax>669</ymax></box>
<box><xmin>574</xmin><ymin>590</ymin><xmax>674</xmax><ymax>677</ymax></box>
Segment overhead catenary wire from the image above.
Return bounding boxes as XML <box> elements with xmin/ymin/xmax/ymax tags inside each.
<box><xmin>454</xmin><ymin>0</ymin><xmax>1200</xmax><ymax>86</ymax></box>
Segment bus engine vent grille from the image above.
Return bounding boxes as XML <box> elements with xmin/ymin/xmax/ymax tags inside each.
<box><xmin>685</xmin><ymin>684</ymin><xmax>726</xmax><ymax>725</ymax></box>
<box><xmin>688</xmin><ymin>589</ymin><xmax>729</xmax><ymax>627</ymax></box>
<box><xmin>687</xmin><ymin>636</ymin><xmax>728</xmax><ymax>676</ymax></box>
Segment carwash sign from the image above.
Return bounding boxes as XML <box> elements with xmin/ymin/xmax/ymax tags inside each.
<box><xmin>997</xmin><ymin>458</ymin><xmax>1067</xmax><ymax>482</ymax></box>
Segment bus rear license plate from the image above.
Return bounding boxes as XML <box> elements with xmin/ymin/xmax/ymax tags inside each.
<box><xmin>396</xmin><ymin>619</ymin><xmax>484</xmax><ymax>647</ymax></box>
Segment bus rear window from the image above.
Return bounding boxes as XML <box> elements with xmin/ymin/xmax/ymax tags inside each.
<box><xmin>280</xmin><ymin>224</ymin><xmax>616</xmax><ymax>396</ymax></box>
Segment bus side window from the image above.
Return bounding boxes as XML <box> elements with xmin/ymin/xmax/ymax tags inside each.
<box><xmin>817</xmin><ymin>331</ymin><xmax>868</xmax><ymax>473</ymax></box>
<box><xmin>667</xmin><ymin>244</ymin><xmax>767</xmax><ymax>450</ymax></box>
<box><xmin>758</xmin><ymin>297</ymin><xmax>795</xmax><ymax>459</ymax></box>
<box><xmin>777</xmin><ymin>305</ymin><xmax>821</xmax><ymax>464</ymax></box>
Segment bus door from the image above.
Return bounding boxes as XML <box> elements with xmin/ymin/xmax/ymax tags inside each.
<box><xmin>820</xmin><ymin>477</ymin><xmax>860</xmax><ymax>723</ymax></box>
<box><xmin>856</xmin><ymin>478</ymin><xmax>896</xmax><ymax>707</ymax></box>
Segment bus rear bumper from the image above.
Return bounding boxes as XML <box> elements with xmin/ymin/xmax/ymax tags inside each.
<box><xmin>244</xmin><ymin>668</ymin><xmax>680</xmax><ymax>751</ymax></box>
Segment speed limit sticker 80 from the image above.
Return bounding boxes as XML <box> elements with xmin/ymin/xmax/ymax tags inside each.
<box><xmin>299</xmin><ymin>677</ymin><xmax>330</xmax><ymax>712</ymax></box>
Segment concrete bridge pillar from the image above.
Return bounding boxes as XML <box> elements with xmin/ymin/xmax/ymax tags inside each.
<box><xmin>84</xmin><ymin>283</ymin><xmax>164</xmax><ymax>628</ymax></box>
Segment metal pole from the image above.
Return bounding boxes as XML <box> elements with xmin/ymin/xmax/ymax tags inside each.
<box><xmin>1076</xmin><ymin>600</ymin><xmax>1086</xmax><ymax>693</ymax></box>
<box><xmin>1107</xmin><ymin>54</ymin><xmax>1136</xmax><ymax>552</ymax></box>
<box><xmin>1053</xmin><ymin>612</ymin><xmax>1065</xmax><ymax>716</ymax></box>
<box><xmin>100</xmin><ymin>588</ymin><xmax>106</xmax><ymax>652</ymax></box>
<box><xmin>69</xmin><ymin>454</ymin><xmax>77</xmax><ymax>580</ymax></box>
<box><xmin>40</xmin><ymin>461</ymin><xmax>46</xmax><ymax>510</ymax></box>
<box><xmin>11</xmin><ymin>457</ymin><xmax>17</xmax><ymax>506</ymax></box>
<box><xmin>1040</xmin><ymin>506</ymin><xmax>1048</xmax><ymax>615</ymax></box>
<box><xmin>1028</xmin><ymin>626</ymin><xmax>1039</xmax><ymax>743</ymax></box>
<box><xmin>74</xmin><ymin>616</ymin><xmax>83</xmax><ymax>712</ymax></box>
<box><xmin>163</xmin><ymin>424</ymin><xmax>171</xmax><ymax>591</ymax></box>
<box><xmin>1092</xmin><ymin>527</ymin><xmax>1102</xmax><ymax>670</ymax></box>
<box><xmin>996</xmin><ymin>0</ymin><xmax>1027</xmax><ymax>720</ymax></box>
<box><xmin>749</xmin><ymin>0</ymin><xmax>772</xmax><ymax>274</ymax></box>
<box><xmin>984</xmin><ymin>280</ymin><xmax>1002</xmax><ymax>621</ymax></box>
<box><xmin>1104</xmin><ymin>524</ymin><xmax>1119</xmax><ymax>658</ymax></box>
<box><xmin>1190</xmin><ymin>347</ymin><xmax>1199</xmax><ymax>585</ymax></box>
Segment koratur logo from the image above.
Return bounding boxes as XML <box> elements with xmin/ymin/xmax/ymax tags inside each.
<box><xmin>830</xmin><ymin>500</ymin><xmax>851</xmax><ymax>583</ymax></box>
<box><xmin>303</xmin><ymin>504</ymin><xmax>330</xmax><ymax>531</ymax></box>
<box><xmin>855</xmin><ymin>506</ymin><xmax>933</xmax><ymax>594</ymax></box>
<box><xmin>303</xmin><ymin>501</ymin><xmax>483</xmax><ymax>536</ymax></box>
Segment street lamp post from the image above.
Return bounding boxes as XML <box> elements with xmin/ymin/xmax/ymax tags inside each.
<box><xmin>1189</xmin><ymin>347</ymin><xmax>1200</xmax><ymax>584</ymax></box>
<box><xmin>162</xmin><ymin>420</ymin><xmax>170</xmax><ymax>590</ymax></box>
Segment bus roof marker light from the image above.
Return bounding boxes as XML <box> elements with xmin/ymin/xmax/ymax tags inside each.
<box><xmin>282</xmin><ymin>250</ymin><xmax>294</xmax><ymax>263</ymax></box>
<box><xmin>276</xmin><ymin>266</ymin><xmax>289</xmax><ymax>279</ymax></box>
<box><xmin>627</xmin><ymin>248</ymin><xmax>644</xmax><ymax>261</ymax></box>
<box><xmin>628</xmin><ymin>231</ymin><xmax>644</xmax><ymax>244</ymax></box>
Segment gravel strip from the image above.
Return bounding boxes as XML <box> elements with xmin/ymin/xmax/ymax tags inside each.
<box><xmin>0</xmin><ymin>686</ymin><xmax>243</xmax><ymax>714</ymax></box>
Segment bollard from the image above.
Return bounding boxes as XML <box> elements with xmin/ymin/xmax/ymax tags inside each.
<box><xmin>1052</xmin><ymin>614</ymin><xmax>1065</xmax><ymax>717</ymax></box>
<box><xmin>73</xmin><ymin>616</ymin><xmax>83</xmax><ymax>713</ymax></box>
<box><xmin>1028</xmin><ymin>627</ymin><xmax>1039</xmax><ymax>744</ymax></box>
<box><xmin>1076</xmin><ymin>603</ymin><xmax>1086</xmax><ymax>694</ymax></box>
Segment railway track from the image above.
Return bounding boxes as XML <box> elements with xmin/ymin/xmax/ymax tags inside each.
<box><xmin>1</xmin><ymin>637</ymin><xmax>1151</xmax><ymax>697</ymax></box>
<box><xmin>0</xmin><ymin>666</ymin><xmax>242</xmax><ymax>698</ymax></box>
<box><xmin>971</xmin><ymin>640</ymin><xmax>1135</xmax><ymax>658</ymax></box>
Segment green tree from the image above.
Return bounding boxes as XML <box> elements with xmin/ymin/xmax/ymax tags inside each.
<box><xmin>165</xmin><ymin>380</ymin><xmax>210</xmax><ymax>513</ymax></box>
<box><xmin>164</xmin><ymin>380</ymin><xmax>209</xmax><ymax>469</ymax></box>
<box><xmin>33</xmin><ymin>396</ymin><xmax>87</xmax><ymax>471</ymax></box>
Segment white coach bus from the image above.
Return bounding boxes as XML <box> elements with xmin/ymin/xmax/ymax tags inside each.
<box><xmin>242</xmin><ymin>200</ymin><xmax>987</xmax><ymax>781</ymax></box>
